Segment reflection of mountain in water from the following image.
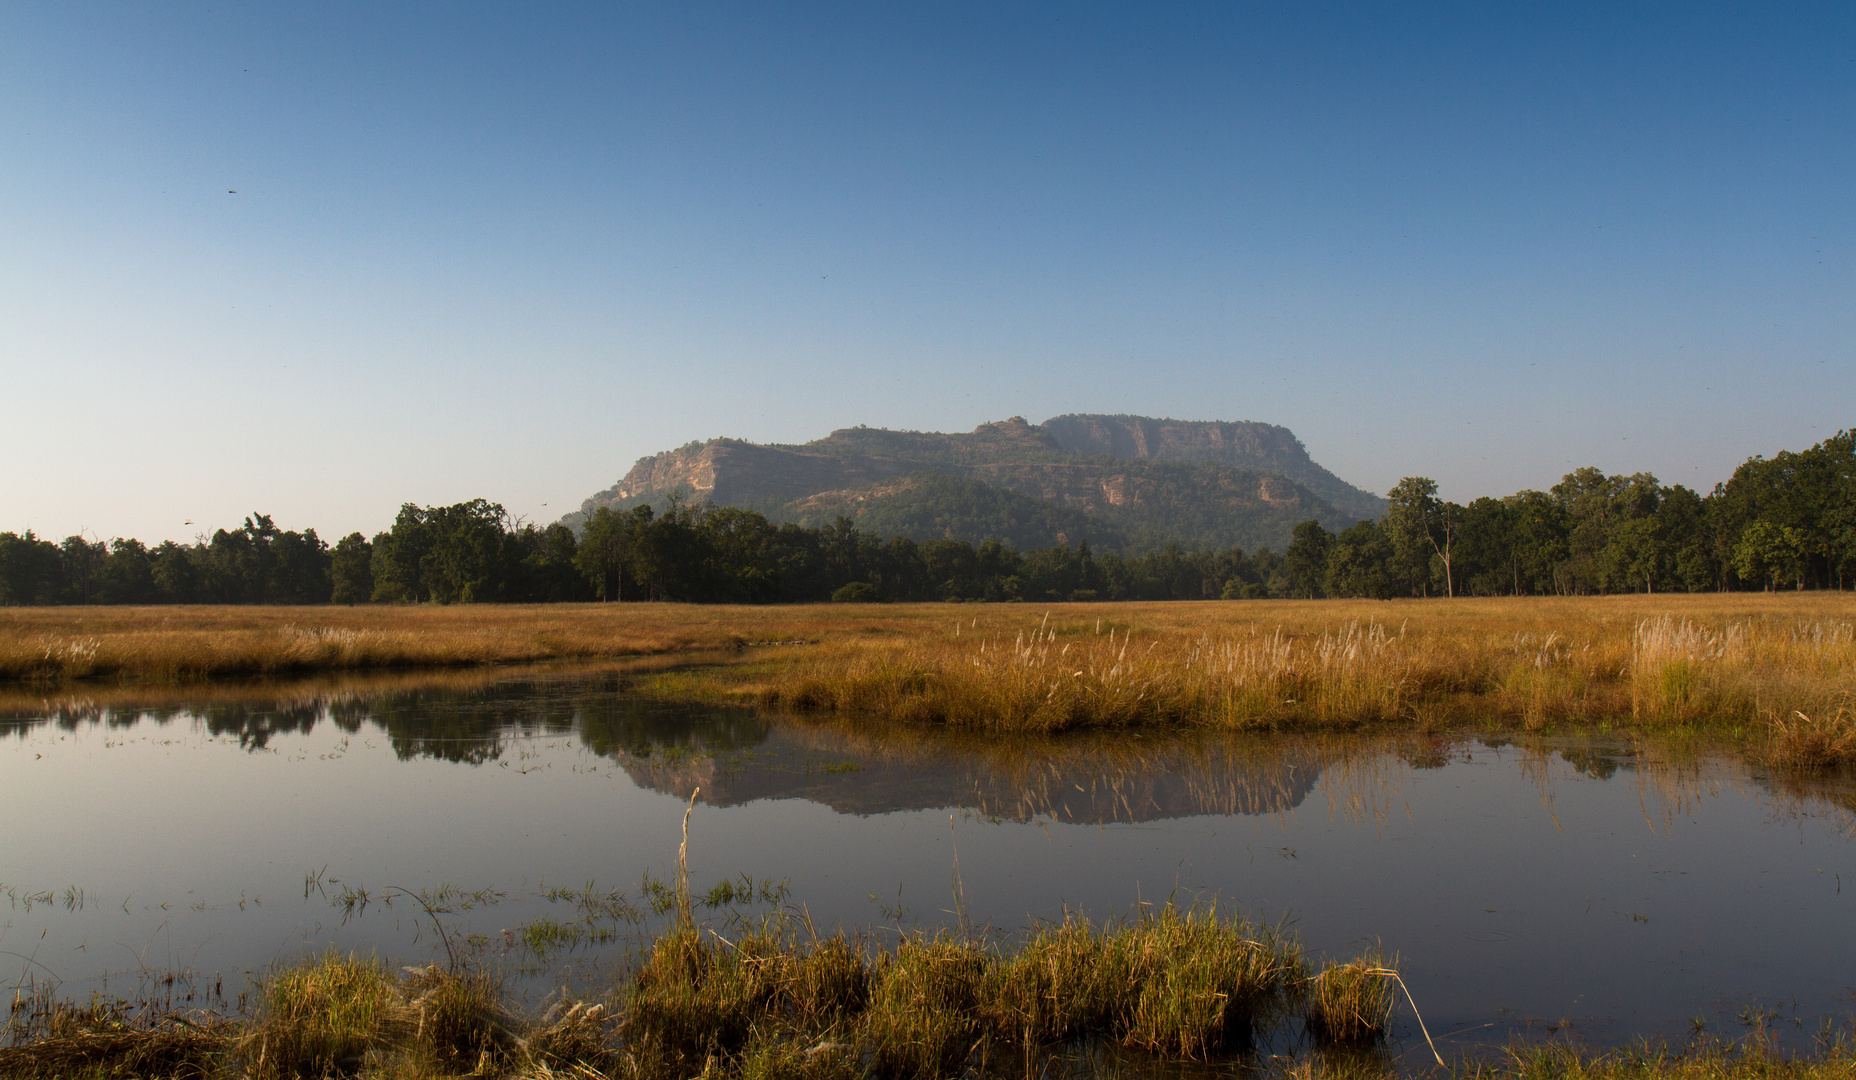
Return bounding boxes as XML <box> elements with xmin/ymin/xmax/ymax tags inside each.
<box><xmin>615</xmin><ymin>721</ymin><xmax>1328</xmax><ymax>824</ymax></box>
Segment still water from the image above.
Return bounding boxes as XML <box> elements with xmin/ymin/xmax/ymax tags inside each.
<box><xmin>3</xmin><ymin>664</ymin><xmax>1853</xmax><ymax>1060</ymax></box>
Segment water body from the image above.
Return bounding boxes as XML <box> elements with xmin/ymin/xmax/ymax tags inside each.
<box><xmin>2</xmin><ymin>665</ymin><xmax>1853</xmax><ymax>1061</ymax></box>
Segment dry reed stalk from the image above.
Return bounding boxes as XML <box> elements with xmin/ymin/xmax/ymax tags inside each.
<box><xmin>678</xmin><ymin>787</ymin><xmax>701</xmax><ymax>930</ymax></box>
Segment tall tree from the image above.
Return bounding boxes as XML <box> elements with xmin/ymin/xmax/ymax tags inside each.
<box><xmin>1385</xmin><ymin>477</ymin><xmax>1458</xmax><ymax>597</ymax></box>
<box><xmin>1283</xmin><ymin>521</ymin><xmax>1333</xmax><ymax>599</ymax></box>
<box><xmin>330</xmin><ymin>533</ymin><xmax>374</xmax><ymax>605</ymax></box>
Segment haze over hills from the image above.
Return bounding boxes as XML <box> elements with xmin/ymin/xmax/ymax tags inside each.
<box><xmin>567</xmin><ymin>415</ymin><xmax>1387</xmax><ymax>554</ymax></box>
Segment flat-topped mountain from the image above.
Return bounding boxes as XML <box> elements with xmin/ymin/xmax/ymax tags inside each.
<box><xmin>568</xmin><ymin>415</ymin><xmax>1384</xmax><ymax>554</ymax></box>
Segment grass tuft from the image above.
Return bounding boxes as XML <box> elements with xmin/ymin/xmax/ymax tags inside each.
<box><xmin>1766</xmin><ymin>705</ymin><xmax>1856</xmax><ymax>769</ymax></box>
<box><xmin>244</xmin><ymin>950</ymin><xmax>399</xmax><ymax>1077</ymax></box>
<box><xmin>1305</xmin><ymin>955</ymin><xmax>1396</xmax><ymax>1044</ymax></box>
<box><xmin>861</xmin><ymin>936</ymin><xmax>987</xmax><ymax>1080</ymax></box>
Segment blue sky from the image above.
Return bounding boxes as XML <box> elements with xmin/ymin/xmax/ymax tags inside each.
<box><xmin>2</xmin><ymin>2</ymin><xmax>1850</xmax><ymax>543</ymax></box>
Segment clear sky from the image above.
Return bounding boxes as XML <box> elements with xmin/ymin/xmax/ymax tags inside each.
<box><xmin>3</xmin><ymin>2</ymin><xmax>1850</xmax><ymax>543</ymax></box>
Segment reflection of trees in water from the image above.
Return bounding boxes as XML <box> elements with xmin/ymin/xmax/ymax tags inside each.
<box><xmin>0</xmin><ymin>668</ymin><xmax>772</xmax><ymax>763</ymax></box>
<box><xmin>349</xmin><ymin>676</ymin><xmax>768</xmax><ymax>765</ymax></box>
<box><xmin>197</xmin><ymin>701</ymin><xmax>324</xmax><ymax>749</ymax></box>
<box><xmin>1502</xmin><ymin>733</ymin><xmax>1856</xmax><ymax>840</ymax></box>
<box><xmin>0</xmin><ymin>698</ymin><xmax>323</xmax><ymax>749</ymax></box>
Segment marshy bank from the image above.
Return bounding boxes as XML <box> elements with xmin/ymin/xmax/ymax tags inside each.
<box><xmin>6</xmin><ymin>595</ymin><xmax>1856</xmax><ymax>743</ymax></box>
<box><xmin>7</xmin><ymin>909</ymin><xmax>1852</xmax><ymax>1080</ymax></box>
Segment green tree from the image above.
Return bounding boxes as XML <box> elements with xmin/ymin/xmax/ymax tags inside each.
<box><xmin>1325</xmin><ymin>520</ymin><xmax>1395</xmax><ymax>599</ymax></box>
<box><xmin>149</xmin><ymin>540</ymin><xmax>201</xmax><ymax>603</ymax></box>
<box><xmin>98</xmin><ymin>539</ymin><xmax>158</xmax><ymax>604</ymax></box>
<box><xmin>1283</xmin><ymin>521</ymin><xmax>1334</xmax><ymax>598</ymax></box>
<box><xmin>60</xmin><ymin>535</ymin><xmax>108</xmax><ymax>604</ymax></box>
<box><xmin>576</xmin><ymin>505</ymin><xmax>647</xmax><ymax>601</ymax></box>
<box><xmin>1385</xmin><ymin>478</ymin><xmax>1458</xmax><ymax>597</ymax></box>
<box><xmin>1735</xmin><ymin>520</ymin><xmax>1806</xmax><ymax>590</ymax></box>
<box><xmin>330</xmin><ymin>533</ymin><xmax>374</xmax><ymax>604</ymax></box>
<box><xmin>0</xmin><ymin>531</ymin><xmax>63</xmax><ymax>605</ymax></box>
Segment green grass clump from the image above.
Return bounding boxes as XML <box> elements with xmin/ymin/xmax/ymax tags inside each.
<box><xmin>862</xmin><ymin>937</ymin><xmax>987</xmax><ymax>1080</ymax></box>
<box><xmin>0</xmin><ymin>987</ymin><xmax>229</xmax><ymax>1079</ymax></box>
<box><xmin>1305</xmin><ymin>956</ymin><xmax>1395</xmax><ymax>1044</ymax></box>
<box><xmin>1114</xmin><ymin>905</ymin><xmax>1303</xmax><ymax>1057</ymax></box>
<box><xmin>784</xmin><ymin>936</ymin><xmax>869</xmax><ymax>1025</ymax></box>
<box><xmin>401</xmin><ymin>966</ymin><xmax>512</xmax><ymax>1073</ymax></box>
<box><xmin>245</xmin><ymin>950</ymin><xmax>399</xmax><ymax>1077</ymax></box>
<box><xmin>621</xmin><ymin>927</ymin><xmax>789</xmax><ymax>1073</ymax></box>
<box><xmin>985</xmin><ymin>916</ymin><xmax>1112</xmax><ymax>1044</ymax></box>
<box><xmin>732</xmin><ymin>1032</ymin><xmax>863</xmax><ymax>1080</ymax></box>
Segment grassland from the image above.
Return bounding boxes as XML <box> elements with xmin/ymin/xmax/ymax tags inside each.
<box><xmin>4</xmin><ymin>595</ymin><xmax>1855</xmax><ymax>746</ymax></box>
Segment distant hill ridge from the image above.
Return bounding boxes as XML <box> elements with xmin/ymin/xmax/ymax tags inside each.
<box><xmin>567</xmin><ymin>415</ymin><xmax>1386</xmax><ymax>554</ymax></box>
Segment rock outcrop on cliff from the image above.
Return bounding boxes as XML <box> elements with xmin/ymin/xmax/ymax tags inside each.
<box><xmin>1039</xmin><ymin>414</ymin><xmax>1385</xmax><ymax>522</ymax></box>
<box><xmin>566</xmin><ymin>415</ymin><xmax>1384</xmax><ymax>554</ymax></box>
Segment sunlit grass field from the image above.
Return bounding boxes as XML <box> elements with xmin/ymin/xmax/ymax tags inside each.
<box><xmin>4</xmin><ymin>595</ymin><xmax>1854</xmax><ymax>745</ymax></box>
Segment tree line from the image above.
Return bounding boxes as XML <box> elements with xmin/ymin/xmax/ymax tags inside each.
<box><xmin>3</xmin><ymin>431</ymin><xmax>1850</xmax><ymax>606</ymax></box>
<box><xmin>1281</xmin><ymin>430</ymin><xmax>1854</xmax><ymax>598</ymax></box>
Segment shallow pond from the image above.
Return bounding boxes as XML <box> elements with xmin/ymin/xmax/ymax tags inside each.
<box><xmin>3</xmin><ymin>664</ymin><xmax>1854</xmax><ymax>1064</ymax></box>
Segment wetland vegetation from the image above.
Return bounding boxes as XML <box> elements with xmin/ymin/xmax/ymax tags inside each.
<box><xmin>5</xmin><ymin>596</ymin><xmax>1854</xmax><ymax>758</ymax></box>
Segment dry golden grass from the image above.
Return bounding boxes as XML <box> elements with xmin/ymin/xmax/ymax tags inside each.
<box><xmin>755</xmin><ymin>594</ymin><xmax>1856</xmax><ymax>734</ymax></box>
<box><xmin>6</xmin><ymin>594</ymin><xmax>1855</xmax><ymax>734</ymax></box>
<box><xmin>0</xmin><ymin>603</ymin><xmax>835</xmax><ymax>683</ymax></box>
<box><xmin>1766</xmin><ymin>705</ymin><xmax>1856</xmax><ymax>769</ymax></box>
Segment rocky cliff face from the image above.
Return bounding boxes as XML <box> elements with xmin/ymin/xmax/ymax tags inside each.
<box><xmin>602</xmin><ymin>439</ymin><xmax>919</xmax><ymax>507</ymax></box>
<box><xmin>569</xmin><ymin>415</ymin><xmax>1380</xmax><ymax>551</ymax></box>
<box><xmin>1040</xmin><ymin>414</ymin><xmax>1384</xmax><ymax>521</ymax></box>
<box><xmin>1041</xmin><ymin>414</ymin><xmax>1311</xmax><ymax>466</ymax></box>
